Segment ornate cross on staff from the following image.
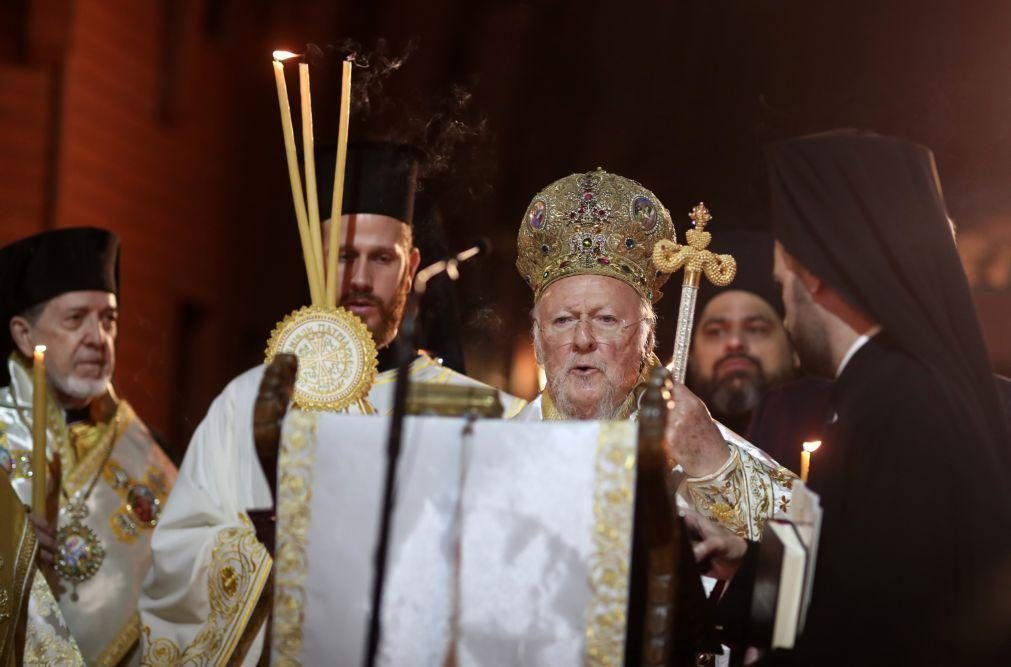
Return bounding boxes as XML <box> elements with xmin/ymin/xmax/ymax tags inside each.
<box><xmin>653</xmin><ymin>203</ymin><xmax>737</xmax><ymax>383</ymax></box>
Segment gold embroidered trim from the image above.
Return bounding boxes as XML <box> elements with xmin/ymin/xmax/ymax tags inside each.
<box><xmin>1</xmin><ymin>501</ymin><xmax>37</xmax><ymax>660</ymax></box>
<box><xmin>685</xmin><ymin>443</ymin><xmax>796</xmax><ymax>539</ymax></box>
<box><xmin>272</xmin><ymin>410</ymin><xmax>319</xmax><ymax>666</ymax></box>
<box><xmin>141</xmin><ymin>524</ymin><xmax>271</xmax><ymax>667</ymax></box>
<box><xmin>63</xmin><ymin>402</ymin><xmax>135</xmax><ymax>498</ymax></box>
<box><xmin>24</xmin><ymin>574</ymin><xmax>84</xmax><ymax>666</ymax></box>
<box><xmin>584</xmin><ymin>421</ymin><xmax>637</xmax><ymax>667</ymax></box>
<box><xmin>94</xmin><ymin>612</ymin><xmax>140</xmax><ymax>666</ymax></box>
<box><xmin>103</xmin><ymin>461</ymin><xmax>170</xmax><ymax>544</ymax></box>
<box><xmin>372</xmin><ymin>354</ymin><xmax>433</xmax><ymax>386</ymax></box>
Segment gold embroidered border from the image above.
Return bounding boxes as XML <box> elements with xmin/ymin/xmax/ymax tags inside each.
<box><xmin>1</xmin><ymin>496</ymin><xmax>37</xmax><ymax>661</ymax></box>
<box><xmin>685</xmin><ymin>442</ymin><xmax>797</xmax><ymax>540</ymax></box>
<box><xmin>63</xmin><ymin>401</ymin><xmax>135</xmax><ymax>497</ymax></box>
<box><xmin>584</xmin><ymin>421</ymin><xmax>637</xmax><ymax>667</ymax></box>
<box><xmin>95</xmin><ymin>612</ymin><xmax>140</xmax><ymax>666</ymax></box>
<box><xmin>272</xmin><ymin>410</ymin><xmax>319</xmax><ymax>666</ymax></box>
<box><xmin>141</xmin><ymin>523</ymin><xmax>271</xmax><ymax>667</ymax></box>
<box><xmin>103</xmin><ymin>462</ymin><xmax>170</xmax><ymax>544</ymax></box>
<box><xmin>24</xmin><ymin>574</ymin><xmax>85</xmax><ymax>666</ymax></box>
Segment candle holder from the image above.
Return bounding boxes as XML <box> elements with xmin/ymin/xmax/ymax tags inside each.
<box><xmin>268</xmin><ymin>49</ymin><xmax>376</xmax><ymax>411</ymax></box>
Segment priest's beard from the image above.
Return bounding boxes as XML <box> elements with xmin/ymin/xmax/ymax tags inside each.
<box><xmin>689</xmin><ymin>355</ymin><xmax>793</xmax><ymax>432</ymax></box>
<box><xmin>49</xmin><ymin>369</ymin><xmax>111</xmax><ymax>405</ymax></box>
<box><xmin>689</xmin><ymin>363</ymin><xmax>765</xmax><ymax>433</ymax></box>
<box><xmin>347</xmin><ymin>279</ymin><xmax>410</xmax><ymax>350</ymax></box>
<box><xmin>786</xmin><ymin>283</ymin><xmax>834</xmax><ymax>378</ymax></box>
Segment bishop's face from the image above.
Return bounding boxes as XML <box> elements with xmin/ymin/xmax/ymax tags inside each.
<box><xmin>16</xmin><ymin>291</ymin><xmax>118</xmax><ymax>409</ymax></box>
<box><xmin>533</xmin><ymin>275</ymin><xmax>651</xmax><ymax>420</ymax></box>
<box><xmin>325</xmin><ymin>214</ymin><xmax>421</xmax><ymax>350</ymax></box>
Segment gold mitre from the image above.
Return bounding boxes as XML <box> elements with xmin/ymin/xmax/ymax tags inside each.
<box><xmin>516</xmin><ymin>168</ymin><xmax>677</xmax><ymax>302</ymax></box>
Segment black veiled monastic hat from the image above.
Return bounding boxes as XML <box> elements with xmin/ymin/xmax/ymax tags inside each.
<box><xmin>315</xmin><ymin>140</ymin><xmax>421</xmax><ymax>224</ymax></box>
<box><xmin>0</xmin><ymin>227</ymin><xmax>120</xmax><ymax>384</ymax></box>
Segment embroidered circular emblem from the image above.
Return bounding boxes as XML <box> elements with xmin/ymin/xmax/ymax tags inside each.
<box><xmin>0</xmin><ymin>447</ymin><xmax>12</xmax><ymax>474</ymax></box>
<box><xmin>527</xmin><ymin>200</ymin><xmax>547</xmax><ymax>230</ymax></box>
<box><xmin>55</xmin><ymin>524</ymin><xmax>106</xmax><ymax>584</ymax></box>
<box><xmin>631</xmin><ymin>196</ymin><xmax>658</xmax><ymax>232</ymax></box>
<box><xmin>265</xmin><ymin>305</ymin><xmax>378</xmax><ymax>411</ymax></box>
<box><xmin>127</xmin><ymin>484</ymin><xmax>160</xmax><ymax>525</ymax></box>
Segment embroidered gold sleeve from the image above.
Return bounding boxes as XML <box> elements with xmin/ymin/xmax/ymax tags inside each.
<box><xmin>683</xmin><ymin>443</ymin><xmax>796</xmax><ymax>539</ymax></box>
<box><xmin>141</xmin><ymin>522</ymin><xmax>271</xmax><ymax>667</ymax></box>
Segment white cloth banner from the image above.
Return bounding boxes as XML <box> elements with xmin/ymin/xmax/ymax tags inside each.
<box><xmin>271</xmin><ymin>413</ymin><xmax>637</xmax><ymax>667</ymax></box>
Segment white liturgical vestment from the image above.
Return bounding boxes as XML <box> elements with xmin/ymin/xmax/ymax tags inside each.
<box><xmin>138</xmin><ymin>353</ymin><xmax>525</xmax><ymax>666</ymax></box>
<box><xmin>1</xmin><ymin>356</ymin><xmax>176</xmax><ymax>665</ymax></box>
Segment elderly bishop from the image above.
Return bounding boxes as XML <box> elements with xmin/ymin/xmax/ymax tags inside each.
<box><xmin>514</xmin><ymin>169</ymin><xmax>795</xmax><ymax>539</ymax></box>
<box><xmin>0</xmin><ymin>228</ymin><xmax>177</xmax><ymax>666</ymax></box>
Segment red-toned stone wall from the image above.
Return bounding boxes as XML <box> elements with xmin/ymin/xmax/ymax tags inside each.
<box><xmin>1</xmin><ymin>0</ymin><xmax>240</xmax><ymax>455</ymax></box>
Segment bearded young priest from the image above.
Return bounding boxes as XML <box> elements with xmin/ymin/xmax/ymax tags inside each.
<box><xmin>139</xmin><ymin>141</ymin><xmax>524</xmax><ymax>666</ymax></box>
<box><xmin>513</xmin><ymin>169</ymin><xmax>796</xmax><ymax>541</ymax></box>
<box><xmin>689</xmin><ymin>131</ymin><xmax>1011</xmax><ymax>666</ymax></box>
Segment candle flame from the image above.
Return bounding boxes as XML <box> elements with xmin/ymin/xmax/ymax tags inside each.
<box><xmin>803</xmin><ymin>440</ymin><xmax>822</xmax><ymax>453</ymax></box>
<box><xmin>272</xmin><ymin>50</ymin><xmax>298</xmax><ymax>62</ymax></box>
<box><xmin>33</xmin><ymin>344</ymin><xmax>46</xmax><ymax>354</ymax></box>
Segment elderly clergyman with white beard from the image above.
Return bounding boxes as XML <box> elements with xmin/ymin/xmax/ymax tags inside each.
<box><xmin>0</xmin><ymin>228</ymin><xmax>177</xmax><ymax>665</ymax></box>
<box><xmin>513</xmin><ymin>169</ymin><xmax>795</xmax><ymax>539</ymax></box>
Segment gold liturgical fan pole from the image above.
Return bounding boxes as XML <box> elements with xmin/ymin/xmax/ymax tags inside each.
<box><xmin>266</xmin><ymin>50</ymin><xmax>377</xmax><ymax>412</ymax></box>
<box><xmin>653</xmin><ymin>203</ymin><xmax>737</xmax><ymax>383</ymax></box>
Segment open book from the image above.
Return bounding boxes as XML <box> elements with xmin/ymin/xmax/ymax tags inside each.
<box><xmin>749</xmin><ymin>482</ymin><xmax>822</xmax><ymax>649</ymax></box>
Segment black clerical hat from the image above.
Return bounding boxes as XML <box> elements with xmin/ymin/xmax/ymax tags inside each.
<box><xmin>315</xmin><ymin>141</ymin><xmax>421</xmax><ymax>224</ymax></box>
<box><xmin>696</xmin><ymin>228</ymin><xmax>783</xmax><ymax>322</ymax></box>
<box><xmin>0</xmin><ymin>227</ymin><xmax>119</xmax><ymax>382</ymax></box>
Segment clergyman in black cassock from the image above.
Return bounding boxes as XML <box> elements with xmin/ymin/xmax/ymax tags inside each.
<box><xmin>714</xmin><ymin>131</ymin><xmax>1011</xmax><ymax>666</ymax></box>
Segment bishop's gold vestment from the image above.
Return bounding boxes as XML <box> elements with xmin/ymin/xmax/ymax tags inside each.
<box><xmin>0</xmin><ymin>356</ymin><xmax>177</xmax><ymax>665</ymax></box>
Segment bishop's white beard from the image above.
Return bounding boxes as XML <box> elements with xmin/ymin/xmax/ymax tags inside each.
<box><xmin>50</xmin><ymin>371</ymin><xmax>111</xmax><ymax>404</ymax></box>
<box><xmin>540</xmin><ymin>347</ymin><xmax>642</xmax><ymax>420</ymax></box>
<box><xmin>547</xmin><ymin>369</ymin><xmax>625</xmax><ymax>420</ymax></box>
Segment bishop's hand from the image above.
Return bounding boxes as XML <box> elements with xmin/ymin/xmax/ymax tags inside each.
<box><xmin>662</xmin><ymin>380</ymin><xmax>731</xmax><ymax>478</ymax></box>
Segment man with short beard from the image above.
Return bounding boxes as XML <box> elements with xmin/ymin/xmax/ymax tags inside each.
<box><xmin>140</xmin><ymin>141</ymin><xmax>524</xmax><ymax>665</ymax></box>
<box><xmin>513</xmin><ymin>169</ymin><xmax>795</xmax><ymax>541</ymax></box>
<box><xmin>0</xmin><ymin>227</ymin><xmax>177</xmax><ymax>665</ymax></box>
<box><xmin>687</xmin><ymin>230</ymin><xmax>796</xmax><ymax>436</ymax></box>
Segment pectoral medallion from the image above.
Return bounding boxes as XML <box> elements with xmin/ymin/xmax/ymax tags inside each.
<box><xmin>55</xmin><ymin>497</ymin><xmax>106</xmax><ymax>600</ymax></box>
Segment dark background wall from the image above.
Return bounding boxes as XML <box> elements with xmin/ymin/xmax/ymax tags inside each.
<box><xmin>2</xmin><ymin>0</ymin><xmax>1010</xmax><ymax>460</ymax></box>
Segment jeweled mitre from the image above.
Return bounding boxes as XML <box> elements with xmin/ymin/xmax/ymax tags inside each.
<box><xmin>516</xmin><ymin>168</ymin><xmax>677</xmax><ymax>302</ymax></box>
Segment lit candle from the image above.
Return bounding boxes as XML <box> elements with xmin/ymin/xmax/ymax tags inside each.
<box><xmin>31</xmin><ymin>345</ymin><xmax>47</xmax><ymax>512</ymax></box>
<box><xmin>326</xmin><ymin>58</ymin><xmax>353</xmax><ymax>306</ymax></box>
<box><xmin>299</xmin><ymin>61</ymin><xmax>326</xmax><ymax>291</ymax></box>
<box><xmin>800</xmin><ymin>440</ymin><xmax>821</xmax><ymax>483</ymax></box>
<box><xmin>272</xmin><ymin>51</ymin><xmax>323</xmax><ymax>304</ymax></box>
